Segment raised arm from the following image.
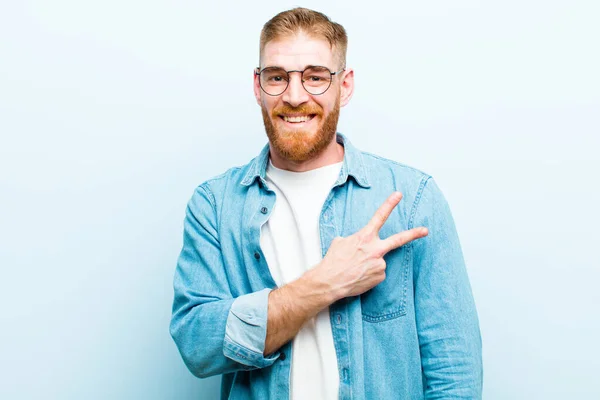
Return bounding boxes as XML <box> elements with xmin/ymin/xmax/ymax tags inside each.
<box><xmin>170</xmin><ymin>186</ymin><xmax>430</xmax><ymax>377</ymax></box>
<box><xmin>263</xmin><ymin>191</ymin><xmax>429</xmax><ymax>355</ymax></box>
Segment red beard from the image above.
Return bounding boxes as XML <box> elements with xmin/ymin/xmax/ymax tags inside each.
<box><xmin>261</xmin><ymin>96</ymin><xmax>340</xmax><ymax>162</ymax></box>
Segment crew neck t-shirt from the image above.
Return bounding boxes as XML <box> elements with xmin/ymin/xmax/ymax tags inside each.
<box><xmin>260</xmin><ymin>158</ymin><xmax>343</xmax><ymax>400</ymax></box>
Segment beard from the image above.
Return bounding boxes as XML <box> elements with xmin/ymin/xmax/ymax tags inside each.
<box><xmin>261</xmin><ymin>95</ymin><xmax>340</xmax><ymax>163</ymax></box>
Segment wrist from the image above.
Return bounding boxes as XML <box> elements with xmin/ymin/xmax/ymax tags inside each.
<box><xmin>298</xmin><ymin>264</ymin><xmax>341</xmax><ymax>307</ymax></box>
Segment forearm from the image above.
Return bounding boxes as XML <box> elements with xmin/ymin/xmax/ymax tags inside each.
<box><xmin>264</xmin><ymin>268</ymin><xmax>336</xmax><ymax>356</ymax></box>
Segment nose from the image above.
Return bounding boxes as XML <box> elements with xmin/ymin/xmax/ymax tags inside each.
<box><xmin>281</xmin><ymin>71</ymin><xmax>310</xmax><ymax>107</ymax></box>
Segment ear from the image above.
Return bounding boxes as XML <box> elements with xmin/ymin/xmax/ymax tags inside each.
<box><xmin>339</xmin><ymin>68</ymin><xmax>354</xmax><ymax>108</ymax></box>
<box><xmin>253</xmin><ymin>68</ymin><xmax>262</xmax><ymax>106</ymax></box>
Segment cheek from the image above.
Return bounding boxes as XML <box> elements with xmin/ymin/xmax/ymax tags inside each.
<box><xmin>316</xmin><ymin>92</ymin><xmax>339</xmax><ymax>112</ymax></box>
<box><xmin>317</xmin><ymin>99</ymin><xmax>335</xmax><ymax>114</ymax></box>
<box><xmin>261</xmin><ymin>95</ymin><xmax>278</xmax><ymax>111</ymax></box>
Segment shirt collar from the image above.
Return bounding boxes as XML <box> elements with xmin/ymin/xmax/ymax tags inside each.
<box><xmin>241</xmin><ymin>132</ymin><xmax>371</xmax><ymax>189</ymax></box>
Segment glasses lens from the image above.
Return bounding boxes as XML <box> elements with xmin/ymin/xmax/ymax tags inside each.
<box><xmin>260</xmin><ymin>67</ymin><xmax>288</xmax><ymax>96</ymax></box>
<box><xmin>302</xmin><ymin>66</ymin><xmax>332</xmax><ymax>95</ymax></box>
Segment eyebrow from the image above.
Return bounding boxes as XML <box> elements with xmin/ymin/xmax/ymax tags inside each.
<box><xmin>259</xmin><ymin>64</ymin><xmax>328</xmax><ymax>71</ymax></box>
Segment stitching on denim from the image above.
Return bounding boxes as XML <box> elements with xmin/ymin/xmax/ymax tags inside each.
<box><xmin>362</xmin><ymin>176</ymin><xmax>431</xmax><ymax>324</ymax></box>
<box><xmin>344</xmin><ymin>299</ymin><xmax>352</xmax><ymax>398</ymax></box>
<box><xmin>360</xmin><ymin>151</ymin><xmax>431</xmax><ymax>178</ymax></box>
<box><xmin>198</xmin><ymin>183</ymin><xmax>217</xmax><ymax>209</ymax></box>
<box><xmin>186</xmin><ymin>184</ymin><xmax>220</xmax><ymax>246</ymax></box>
<box><xmin>409</xmin><ymin>176</ymin><xmax>431</xmax><ymax>230</ymax></box>
<box><xmin>224</xmin><ymin>335</ymin><xmax>275</xmax><ymax>368</ymax></box>
<box><xmin>330</xmin><ymin>299</ymin><xmax>347</xmax><ymax>395</ymax></box>
<box><xmin>401</xmin><ymin>239</ymin><xmax>410</xmax><ymax>312</ymax></box>
<box><xmin>362</xmin><ymin>308</ymin><xmax>406</xmax><ymax>322</ymax></box>
<box><xmin>408</xmin><ymin>176</ymin><xmax>431</xmax><ymax>294</ymax></box>
<box><xmin>361</xmin><ymin>255</ymin><xmax>410</xmax><ymax>323</ymax></box>
<box><xmin>204</xmin><ymin>166</ymin><xmax>242</xmax><ymax>186</ymax></box>
<box><xmin>197</xmin><ymin>181</ymin><xmax>238</xmax><ymax>297</ymax></box>
<box><xmin>197</xmin><ymin>167</ymin><xmax>242</xmax><ymax>243</ymax></box>
<box><xmin>197</xmin><ymin>183</ymin><xmax>222</xmax><ymax>244</ymax></box>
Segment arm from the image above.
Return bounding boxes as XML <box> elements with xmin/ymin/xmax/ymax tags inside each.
<box><xmin>261</xmin><ymin>192</ymin><xmax>430</xmax><ymax>355</ymax></box>
<box><xmin>169</xmin><ymin>184</ymin><xmax>280</xmax><ymax>378</ymax></box>
<box><xmin>412</xmin><ymin>177</ymin><xmax>483</xmax><ymax>399</ymax></box>
<box><xmin>263</xmin><ymin>268</ymin><xmax>336</xmax><ymax>356</ymax></box>
<box><xmin>170</xmin><ymin>186</ymin><xmax>429</xmax><ymax>378</ymax></box>
<box><xmin>263</xmin><ymin>191</ymin><xmax>430</xmax><ymax>355</ymax></box>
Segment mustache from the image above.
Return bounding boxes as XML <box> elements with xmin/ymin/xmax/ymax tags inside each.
<box><xmin>271</xmin><ymin>104</ymin><xmax>323</xmax><ymax>117</ymax></box>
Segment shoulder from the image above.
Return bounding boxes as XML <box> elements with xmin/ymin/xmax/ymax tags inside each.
<box><xmin>190</xmin><ymin>151</ymin><xmax>260</xmax><ymax>201</ymax></box>
<box><xmin>360</xmin><ymin>150</ymin><xmax>432</xmax><ymax>183</ymax></box>
<box><xmin>355</xmin><ymin>149</ymin><xmax>456</xmax><ymax>231</ymax></box>
<box><xmin>360</xmin><ymin>149</ymin><xmax>435</xmax><ymax>205</ymax></box>
<box><xmin>195</xmin><ymin>166</ymin><xmax>243</xmax><ymax>199</ymax></box>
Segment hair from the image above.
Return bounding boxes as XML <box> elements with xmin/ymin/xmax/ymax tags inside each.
<box><xmin>259</xmin><ymin>7</ymin><xmax>348</xmax><ymax>69</ymax></box>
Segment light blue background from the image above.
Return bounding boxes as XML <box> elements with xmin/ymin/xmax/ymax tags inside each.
<box><xmin>1</xmin><ymin>1</ymin><xmax>598</xmax><ymax>399</ymax></box>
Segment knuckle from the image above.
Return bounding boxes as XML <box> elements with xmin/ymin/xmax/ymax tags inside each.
<box><xmin>354</xmin><ymin>231</ymin><xmax>370</xmax><ymax>245</ymax></box>
<box><xmin>371</xmin><ymin>247</ymin><xmax>385</xmax><ymax>259</ymax></box>
<box><xmin>375</xmin><ymin>250</ymin><xmax>387</xmax><ymax>260</ymax></box>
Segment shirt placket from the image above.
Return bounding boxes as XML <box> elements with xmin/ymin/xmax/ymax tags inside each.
<box><xmin>320</xmin><ymin>187</ymin><xmax>352</xmax><ymax>400</ymax></box>
<box><xmin>246</xmin><ymin>180</ymin><xmax>293</xmax><ymax>397</ymax></box>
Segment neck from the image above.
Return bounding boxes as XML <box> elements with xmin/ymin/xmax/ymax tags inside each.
<box><xmin>269</xmin><ymin>137</ymin><xmax>344</xmax><ymax>172</ymax></box>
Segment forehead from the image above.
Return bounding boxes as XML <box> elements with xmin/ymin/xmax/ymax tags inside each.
<box><xmin>261</xmin><ymin>32</ymin><xmax>335</xmax><ymax>70</ymax></box>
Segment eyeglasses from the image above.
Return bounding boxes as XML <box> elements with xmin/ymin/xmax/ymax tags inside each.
<box><xmin>255</xmin><ymin>65</ymin><xmax>345</xmax><ymax>96</ymax></box>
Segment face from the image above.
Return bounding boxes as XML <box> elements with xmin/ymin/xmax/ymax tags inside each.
<box><xmin>254</xmin><ymin>32</ymin><xmax>354</xmax><ymax>162</ymax></box>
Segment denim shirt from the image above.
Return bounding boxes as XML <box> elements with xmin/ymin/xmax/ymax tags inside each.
<box><xmin>170</xmin><ymin>133</ymin><xmax>483</xmax><ymax>399</ymax></box>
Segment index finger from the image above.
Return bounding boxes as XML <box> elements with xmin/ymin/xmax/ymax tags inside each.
<box><xmin>362</xmin><ymin>192</ymin><xmax>403</xmax><ymax>236</ymax></box>
<box><xmin>379</xmin><ymin>227</ymin><xmax>429</xmax><ymax>255</ymax></box>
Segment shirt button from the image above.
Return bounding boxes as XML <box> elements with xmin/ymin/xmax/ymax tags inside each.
<box><xmin>260</xmin><ymin>206</ymin><xmax>268</xmax><ymax>214</ymax></box>
<box><xmin>335</xmin><ymin>314</ymin><xmax>342</xmax><ymax>324</ymax></box>
<box><xmin>279</xmin><ymin>352</ymin><xmax>286</xmax><ymax>361</ymax></box>
<box><xmin>342</xmin><ymin>368</ymin><xmax>349</xmax><ymax>381</ymax></box>
<box><xmin>254</xmin><ymin>252</ymin><xmax>261</xmax><ymax>260</ymax></box>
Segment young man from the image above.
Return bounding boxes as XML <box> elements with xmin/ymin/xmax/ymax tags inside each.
<box><xmin>170</xmin><ymin>7</ymin><xmax>483</xmax><ymax>400</ymax></box>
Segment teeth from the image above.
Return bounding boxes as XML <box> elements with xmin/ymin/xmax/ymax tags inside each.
<box><xmin>283</xmin><ymin>115</ymin><xmax>312</xmax><ymax>123</ymax></box>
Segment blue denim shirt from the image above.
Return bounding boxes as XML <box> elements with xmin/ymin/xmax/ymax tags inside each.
<box><xmin>170</xmin><ymin>133</ymin><xmax>483</xmax><ymax>399</ymax></box>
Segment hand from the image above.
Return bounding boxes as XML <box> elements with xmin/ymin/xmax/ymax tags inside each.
<box><xmin>310</xmin><ymin>192</ymin><xmax>429</xmax><ymax>301</ymax></box>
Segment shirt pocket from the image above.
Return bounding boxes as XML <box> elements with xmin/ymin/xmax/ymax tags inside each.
<box><xmin>360</xmin><ymin>245</ymin><xmax>410</xmax><ymax>323</ymax></box>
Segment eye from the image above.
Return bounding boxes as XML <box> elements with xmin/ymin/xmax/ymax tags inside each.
<box><xmin>302</xmin><ymin>67</ymin><xmax>332</xmax><ymax>85</ymax></box>
<box><xmin>262</xmin><ymin>69</ymin><xmax>288</xmax><ymax>84</ymax></box>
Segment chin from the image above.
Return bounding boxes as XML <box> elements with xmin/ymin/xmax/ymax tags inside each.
<box><xmin>278</xmin><ymin>127</ymin><xmax>319</xmax><ymax>140</ymax></box>
<box><xmin>261</xmin><ymin>102</ymin><xmax>339</xmax><ymax>163</ymax></box>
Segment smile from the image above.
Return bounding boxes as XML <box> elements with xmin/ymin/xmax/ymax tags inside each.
<box><xmin>279</xmin><ymin>114</ymin><xmax>316</xmax><ymax>123</ymax></box>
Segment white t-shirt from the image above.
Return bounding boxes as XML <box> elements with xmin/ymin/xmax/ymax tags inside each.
<box><xmin>260</xmin><ymin>158</ymin><xmax>343</xmax><ymax>400</ymax></box>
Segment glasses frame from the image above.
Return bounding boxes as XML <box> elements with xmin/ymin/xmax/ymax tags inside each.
<box><xmin>255</xmin><ymin>65</ymin><xmax>346</xmax><ymax>96</ymax></box>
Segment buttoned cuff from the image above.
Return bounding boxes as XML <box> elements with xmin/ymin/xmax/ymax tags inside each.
<box><xmin>224</xmin><ymin>288</ymin><xmax>280</xmax><ymax>368</ymax></box>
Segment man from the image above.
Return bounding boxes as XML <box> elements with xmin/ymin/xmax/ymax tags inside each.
<box><xmin>170</xmin><ymin>7</ymin><xmax>483</xmax><ymax>400</ymax></box>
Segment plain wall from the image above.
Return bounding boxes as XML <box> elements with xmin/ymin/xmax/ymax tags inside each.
<box><xmin>1</xmin><ymin>0</ymin><xmax>598</xmax><ymax>399</ymax></box>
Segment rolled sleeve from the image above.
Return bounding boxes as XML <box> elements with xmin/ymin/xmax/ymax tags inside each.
<box><xmin>224</xmin><ymin>288</ymin><xmax>280</xmax><ymax>368</ymax></box>
<box><xmin>170</xmin><ymin>184</ymin><xmax>278</xmax><ymax>378</ymax></box>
